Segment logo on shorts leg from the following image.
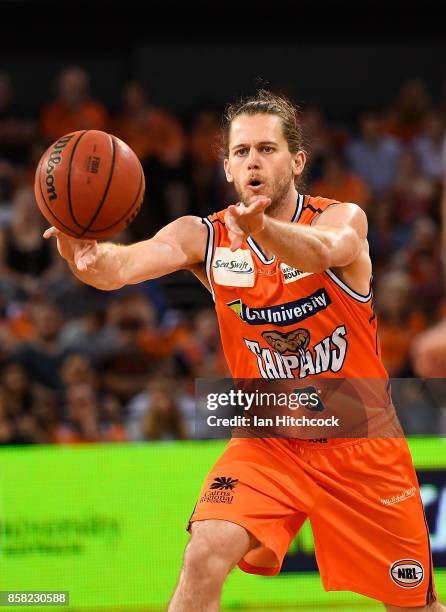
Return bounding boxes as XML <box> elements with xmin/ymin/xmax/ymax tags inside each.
<box><xmin>199</xmin><ymin>476</ymin><xmax>238</xmax><ymax>505</ymax></box>
<box><xmin>390</xmin><ymin>559</ymin><xmax>424</xmax><ymax>588</ymax></box>
<box><xmin>210</xmin><ymin>476</ymin><xmax>238</xmax><ymax>490</ymax></box>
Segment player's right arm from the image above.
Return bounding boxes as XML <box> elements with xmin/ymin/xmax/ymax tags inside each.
<box><xmin>43</xmin><ymin>215</ymin><xmax>207</xmax><ymax>290</ymax></box>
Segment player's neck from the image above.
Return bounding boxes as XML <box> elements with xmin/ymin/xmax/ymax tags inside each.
<box><xmin>265</xmin><ymin>187</ymin><xmax>299</xmax><ymax>222</ymax></box>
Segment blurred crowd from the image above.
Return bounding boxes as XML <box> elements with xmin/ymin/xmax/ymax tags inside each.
<box><xmin>0</xmin><ymin>66</ymin><xmax>445</xmax><ymax>443</ymax></box>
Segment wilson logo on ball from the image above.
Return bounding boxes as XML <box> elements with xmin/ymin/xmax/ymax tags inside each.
<box><xmin>389</xmin><ymin>559</ymin><xmax>424</xmax><ymax>588</ymax></box>
<box><xmin>45</xmin><ymin>134</ymin><xmax>74</xmax><ymax>201</ymax></box>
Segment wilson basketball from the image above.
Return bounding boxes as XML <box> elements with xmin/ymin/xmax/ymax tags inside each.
<box><xmin>34</xmin><ymin>130</ymin><xmax>145</xmax><ymax>240</ymax></box>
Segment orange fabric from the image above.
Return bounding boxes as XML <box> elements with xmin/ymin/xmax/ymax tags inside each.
<box><xmin>40</xmin><ymin>100</ymin><xmax>109</xmax><ymax>142</ymax></box>
<box><xmin>137</xmin><ymin>325</ymin><xmax>191</xmax><ymax>358</ymax></box>
<box><xmin>207</xmin><ymin>195</ymin><xmax>387</xmax><ymax>380</ymax></box>
<box><xmin>382</xmin><ymin>116</ymin><xmax>422</xmax><ymax>142</ymax></box>
<box><xmin>111</xmin><ymin>108</ymin><xmax>184</xmax><ymax>163</ymax></box>
<box><xmin>310</xmin><ymin>176</ymin><xmax>370</xmax><ymax>208</ymax></box>
<box><xmin>190</xmin><ymin>436</ymin><xmax>435</xmax><ymax>607</ymax></box>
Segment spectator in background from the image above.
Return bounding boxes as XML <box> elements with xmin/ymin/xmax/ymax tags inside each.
<box><xmin>375</xmin><ymin>270</ymin><xmax>426</xmax><ymax>376</ymax></box>
<box><xmin>0</xmin><ymin>388</ymin><xmax>15</xmax><ymax>444</ymax></box>
<box><xmin>0</xmin><ymin>360</ymin><xmax>32</xmax><ymax>417</ymax></box>
<box><xmin>40</xmin><ymin>66</ymin><xmax>109</xmax><ymax>143</ymax></box>
<box><xmin>301</xmin><ymin>107</ymin><xmax>339</xmax><ymax>184</ymax></box>
<box><xmin>127</xmin><ymin>377</ymin><xmax>187</xmax><ymax>441</ymax></box>
<box><xmin>60</xmin><ymin>306</ymin><xmax>119</xmax><ymax>363</ymax></box>
<box><xmin>367</xmin><ymin>198</ymin><xmax>411</xmax><ymax>273</ymax></box>
<box><xmin>55</xmin><ymin>382</ymin><xmax>101</xmax><ymax>443</ymax></box>
<box><xmin>13</xmin><ymin>300</ymin><xmax>70</xmax><ymax>391</ymax></box>
<box><xmin>112</xmin><ymin>80</ymin><xmax>188</xmax><ymax>236</ymax></box>
<box><xmin>99</xmin><ymin>292</ymin><xmax>157</xmax><ymax>404</ymax></box>
<box><xmin>0</xmin><ymin>372</ymin><xmax>53</xmax><ymax>444</ymax></box>
<box><xmin>60</xmin><ymin>353</ymin><xmax>97</xmax><ymax>389</ymax></box>
<box><xmin>29</xmin><ymin>385</ymin><xmax>59</xmax><ymax>443</ymax></box>
<box><xmin>99</xmin><ymin>393</ymin><xmax>127</xmax><ymax>442</ymax></box>
<box><xmin>112</xmin><ymin>80</ymin><xmax>185</xmax><ymax>165</ymax></box>
<box><xmin>187</xmin><ymin>107</ymin><xmax>221</xmax><ymax>217</ymax></box>
<box><xmin>395</xmin><ymin>217</ymin><xmax>443</xmax><ymax>316</ymax></box>
<box><xmin>346</xmin><ymin>111</ymin><xmax>402</xmax><ymax>196</ymax></box>
<box><xmin>180</xmin><ymin>308</ymin><xmax>228</xmax><ymax>379</ymax></box>
<box><xmin>382</xmin><ymin>78</ymin><xmax>431</xmax><ymax>142</ymax></box>
<box><xmin>409</xmin><ymin>132</ymin><xmax>446</xmax><ymax>377</ymax></box>
<box><xmin>412</xmin><ymin>109</ymin><xmax>445</xmax><ymax>183</ymax></box>
<box><xmin>310</xmin><ymin>152</ymin><xmax>371</xmax><ymax>210</ymax></box>
<box><xmin>0</xmin><ymin>186</ymin><xmax>64</xmax><ymax>301</ymax></box>
<box><xmin>386</xmin><ymin>149</ymin><xmax>438</xmax><ymax>225</ymax></box>
<box><xmin>0</xmin><ymin>72</ymin><xmax>36</xmax><ymax>165</ymax></box>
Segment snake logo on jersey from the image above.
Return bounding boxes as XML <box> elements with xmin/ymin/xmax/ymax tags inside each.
<box><xmin>244</xmin><ymin>325</ymin><xmax>348</xmax><ymax>380</ymax></box>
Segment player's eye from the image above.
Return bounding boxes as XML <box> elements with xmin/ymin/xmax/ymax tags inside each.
<box><xmin>234</xmin><ymin>148</ymin><xmax>247</xmax><ymax>156</ymax></box>
<box><xmin>262</xmin><ymin>145</ymin><xmax>274</xmax><ymax>153</ymax></box>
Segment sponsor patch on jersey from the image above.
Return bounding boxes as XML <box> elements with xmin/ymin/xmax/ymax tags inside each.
<box><xmin>212</xmin><ymin>247</ymin><xmax>255</xmax><ymax>287</ymax></box>
<box><xmin>280</xmin><ymin>263</ymin><xmax>313</xmax><ymax>284</ymax></box>
<box><xmin>227</xmin><ymin>288</ymin><xmax>331</xmax><ymax>326</ymax></box>
<box><xmin>389</xmin><ymin>559</ymin><xmax>424</xmax><ymax>588</ymax></box>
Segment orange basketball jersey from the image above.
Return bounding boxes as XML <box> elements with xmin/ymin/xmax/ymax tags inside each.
<box><xmin>202</xmin><ymin>194</ymin><xmax>387</xmax><ymax>380</ymax></box>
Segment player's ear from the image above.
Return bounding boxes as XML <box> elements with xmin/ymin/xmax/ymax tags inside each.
<box><xmin>224</xmin><ymin>158</ymin><xmax>233</xmax><ymax>183</ymax></box>
<box><xmin>292</xmin><ymin>151</ymin><xmax>306</xmax><ymax>178</ymax></box>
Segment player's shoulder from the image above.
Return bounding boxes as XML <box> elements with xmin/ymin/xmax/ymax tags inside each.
<box><xmin>301</xmin><ymin>194</ymin><xmax>365</xmax><ymax>225</ymax></box>
<box><xmin>204</xmin><ymin>205</ymin><xmax>232</xmax><ymax>226</ymax></box>
<box><xmin>303</xmin><ymin>194</ymin><xmax>341</xmax><ymax>214</ymax></box>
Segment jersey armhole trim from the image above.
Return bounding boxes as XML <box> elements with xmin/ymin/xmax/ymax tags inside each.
<box><xmin>291</xmin><ymin>193</ymin><xmax>304</xmax><ymax>223</ymax></box>
<box><xmin>202</xmin><ymin>217</ymin><xmax>215</xmax><ymax>301</ymax></box>
<box><xmin>325</xmin><ymin>268</ymin><xmax>372</xmax><ymax>302</ymax></box>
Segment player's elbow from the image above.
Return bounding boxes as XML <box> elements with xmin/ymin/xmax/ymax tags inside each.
<box><xmin>324</xmin><ymin>228</ymin><xmax>362</xmax><ymax>269</ymax></box>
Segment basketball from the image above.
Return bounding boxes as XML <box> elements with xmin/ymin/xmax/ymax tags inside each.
<box><xmin>34</xmin><ymin>130</ymin><xmax>145</xmax><ymax>240</ymax></box>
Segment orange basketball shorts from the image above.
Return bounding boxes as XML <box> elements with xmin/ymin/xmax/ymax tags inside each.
<box><xmin>188</xmin><ymin>436</ymin><xmax>436</xmax><ymax>608</ymax></box>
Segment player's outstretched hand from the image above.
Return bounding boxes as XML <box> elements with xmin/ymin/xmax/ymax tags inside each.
<box><xmin>224</xmin><ymin>197</ymin><xmax>270</xmax><ymax>251</ymax></box>
<box><xmin>43</xmin><ymin>226</ymin><xmax>98</xmax><ymax>272</ymax></box>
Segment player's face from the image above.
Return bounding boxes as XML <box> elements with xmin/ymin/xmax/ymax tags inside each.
<box><xmin>224</xmin><ymin>113</ymin><xmax>305</xmax><ymax>210</ymax></box>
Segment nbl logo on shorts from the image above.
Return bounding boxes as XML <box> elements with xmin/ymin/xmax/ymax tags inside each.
<box><xmin>389</xmin><ymin>559</ymin><xmax>424</xmax><ymax>588</ymax></box>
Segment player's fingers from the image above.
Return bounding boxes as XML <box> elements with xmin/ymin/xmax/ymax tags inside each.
<box><xmin>225</xmin><ymin>212</ymin><xmax>244</xmax><ymax>236</ymax></box>
<box><xmin>248</xmin><ymin>197</ymin><xmax>270</xmax><ymax>213</ymax></box>
<box><xmin>228</xmin><ymin>228</ymin><xmax>243</xmax><ymax>250</ymax></box>
<box><xmin>75</xmin><ymin>257</ymin><xmax>87</xmax><ymax>271</ymax></box>
<box><xmin>43</xmin><ymin>226</ymin><xmax>59</xmax><ymax>239</ymax></box>
<box><xmin>228</xmin><ymin>204</ymin><xmax>241</xmax><ymax>217</ymax></box>
<box><xmin>229</xmin><ymin>235</ymin><xmax>242</xmax><ymax>252</ymax></box>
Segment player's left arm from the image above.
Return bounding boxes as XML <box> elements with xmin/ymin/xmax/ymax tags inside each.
<box><xmin>227</xmin><ymin>198</ymin><xmax>368</xmax><ymax>272</ymax></box>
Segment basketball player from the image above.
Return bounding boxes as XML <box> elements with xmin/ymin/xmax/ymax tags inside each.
<box><xmin>44</xmin><ymin>91</ymin><xmax>444</xmax><ymax>611</ymax></box>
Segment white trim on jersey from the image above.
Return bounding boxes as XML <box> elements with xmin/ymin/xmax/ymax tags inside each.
<box><xmin>291</xmin><ymin>193</ymin><xmax>304</xmax><ymax>223</ymax></box>
<box><xmin>325</xmin><ymin>268</ymin><xmax>372</xmax><ymax>303</ymax></box>
<box><xmin>202</xmin><ymin>217</ymin><xmax>216</xmax><ymax>301</ymax></box>
<box><xmin>246</xmin><ymin>236</ymin><xmax>275</xmax><ymax>265</ymax></box>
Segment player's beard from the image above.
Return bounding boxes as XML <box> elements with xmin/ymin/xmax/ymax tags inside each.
<box><xmin>235</xmin><ymin>168</ymin><xmax>295</xmax><ymax>217</ymax></box>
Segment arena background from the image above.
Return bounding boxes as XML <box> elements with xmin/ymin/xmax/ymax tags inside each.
<box><xmin>0</xmin><ymin>1</ymin><xmax>446</xmax><ymax>609</ymax></box>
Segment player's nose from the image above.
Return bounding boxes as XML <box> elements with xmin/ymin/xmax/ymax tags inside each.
<box><xmin>247</xmin><ymin>148</ymin><xmax>260</xmax><ymax>169</ymax></box>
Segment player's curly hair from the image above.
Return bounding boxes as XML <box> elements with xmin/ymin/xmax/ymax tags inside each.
<box><xmin>220</xmin><ymin>89</ymin><xmax>306</xmax><ymax>158</ymax></box>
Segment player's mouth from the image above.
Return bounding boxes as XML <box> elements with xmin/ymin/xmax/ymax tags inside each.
<box><xmin>246</xmin><ymin>179</ymin><xmax>265</xmax><ymax>193</ymax></box>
